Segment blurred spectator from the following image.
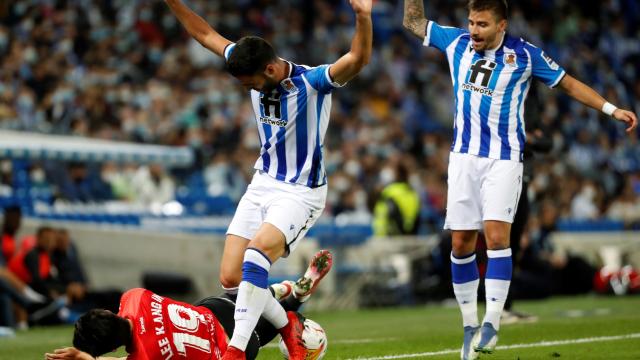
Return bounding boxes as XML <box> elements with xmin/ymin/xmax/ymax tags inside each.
<box><xmin>7</xmin><ymin>226</ymin><xmax>62</xmax><ymax>328</ymax></box>
<box><xmin>373</xmin><ymin>160</ymin><xmax>420</xmax><ymax>236</ymax></box>
<box><xmin>101</xmin><ymin>162</ymin><xmax>140</xmax><ymax>202</ymax></box>
<box><xmin>0</xmin><ymin>208</ymin><xmax>49</xmax><ymax>319</ymax></box>
<box><xmin>0</xmin><ymin>161</ymin><xmax>12</xmax><ymax>197</ymax></box>
<box><xmin>1</xmin><ymin>206</ymin><xmax>21</xmax><ymax>262</ymax></box>
<box><xmin>29</xmin><ymin>164</ymin><xmax>51</xmax><ymax>192</ymax></box>
<box><xmin>570</xmin><ymin>180</ymin><xmax>602</xmax><ymax>220</ymax></box>
<box><xmin>51</xmin><ymin>228</ymin><xmax>86</xmax><ymax>303</ymax></box>
<box><xmin>131</xmin><ymin>164</ymin><xmax>175</xmax><ymax>205</ymax></box>
<box><xmin>8</xmin><ymin>226</ymin><xmax>60</xmax><ymax>299</ymax></box>
<box><xmin>51</xmin><ymin>228</ymin><xmax>121</xmax><ymax>318</ymax></box>
<box><xmin>57</xmin><ymin>163</ymin><xmax>112</xmax><ymax>203</ymax></box>
<box><xmin>203</xmin><ymin>153</ymin><xmax>246</xmax><ymax>202</ymax></box>
<box><xmin>0</xmin><ymin>264</ymin><xmax>46</xmax><ymax>332</ymax></box>
<box><xmin>607</xmin><ymin>178</ymin><xmax>640</xmax><ymax>226</ymax></box>
<box><xmin>0</xmin><ymin>207</ymin><xmax>46</xmax><ymax>333</ymax></box>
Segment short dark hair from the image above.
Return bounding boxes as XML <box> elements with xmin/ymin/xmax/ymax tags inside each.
<box><xmin>73</xmin><ymin>309</ymin><xmax>131</xmax><ymax>357</ymax></box>
<box><xmin>2</xmin><ymin>206</ymin><xmax>21</xmax><ymax>235</ymax></box>
<box><xmin>36</xmin><ymin>225</ymin><xmax>55</xmax><ymax>238</ymax></box>
<box><xmin>3</xmin><ymin>205</ymin><xmax>21</xmax><ymax>215</ymax></box>
<box><xmin>468</xmin><ymin>0</ymin><xmax>508</xmax><ymax>20</ymax></box>
<box><xmin>226</xmin><ymin>36</ymin><xmax>277</xmax><ymax>77</ymax></box>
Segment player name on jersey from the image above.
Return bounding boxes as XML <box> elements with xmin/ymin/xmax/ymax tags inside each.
<box><xmin>148</xmin><ymin>294</ymin><xmax>176</xmax><ymax>359</ymax></box>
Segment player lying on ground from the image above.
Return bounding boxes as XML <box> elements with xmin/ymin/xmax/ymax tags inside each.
<box><xmin>45</xmin><ymin>250</ymin><xmax>333</xmax><ymax>360</ymax></box>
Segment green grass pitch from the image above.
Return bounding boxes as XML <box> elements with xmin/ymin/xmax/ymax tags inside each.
<box><xmin>2</xmin><ymin>295</ymin><xmax>639</xmax><ymax>359</ymax></box>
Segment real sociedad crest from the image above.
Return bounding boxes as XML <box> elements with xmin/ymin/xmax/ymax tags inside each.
<box><xmin>282</xmin><ymin>79</ymin><xmax>298</xmax><ymax>93</ymax></box>
<box><xmin>504</xmin><ymin>53</ymin><xmax>517</xmax><ymax>67</ymax></box>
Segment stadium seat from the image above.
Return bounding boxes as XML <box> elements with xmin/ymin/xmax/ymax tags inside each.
<box><xmin>556</xmin><ymin>219</ymin><xmax>625</xmax><ymax>232</ymax></box>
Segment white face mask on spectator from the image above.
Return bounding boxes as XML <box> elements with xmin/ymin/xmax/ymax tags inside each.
<box><xmin>20</xmin><ymin>17</ymin><xmax>33</xmax><ymax>32</ymax></box>
<box><xmin>582</xmin><ymin>185</ymin><xmax>596</xmax><ymax>200</ymax></box>
<box><xmin>344</xmin><ymin>160</ymin><xmax>361</xmax><ymax>178</ymax></box>
<box><xmin>332</xmin><ymin>175</ymin><xmax>350</xmax><ymax>193</ymax></box>
<box><xmin>17</xmin><ymin>95</ymin><xmax>34</xmax><ymax>111</ymax></box>
<box><xmin>24</xmin><ymin>46</ymin><xmax>38</xmax><ymax>64</ymax></box>
<box><xmin>380</xmin><ymin>167</ymin><xmax>396</xmax><ymax>185</ymax></box>
<box><xmin>101</xmin><ymin>171</ymin><xmax>116</xmax><ymax>184</ymax></box>
<box><xmin>57</xmin><ymin>39</ymin><xmax>73</xmax><ymax>55</ymax></box>
<box><xmin>31</xmin><ymin>168</ymin><xmax>45</xmax><ymax>184</ymax></box>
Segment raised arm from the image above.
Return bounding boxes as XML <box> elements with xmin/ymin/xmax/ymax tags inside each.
<box><xmin>164</xmin><ymin>0</ymin><xmax>232</xmax><ymax>58</ymax></box>
<box><xmin>558</xmin><ymin>75</ymin><xmax>638</xmax><ymax>133</ymax></box>
<box><xmin>403</xmin><ymin>0</ymin><xmax>428</xmax><ymax>39</ymax></box>
<box><xmin>328</xmin><ymin>0</ymin><xmax>372</xmax><ymax>85</ymax></box>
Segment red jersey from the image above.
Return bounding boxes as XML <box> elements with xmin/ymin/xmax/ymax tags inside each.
<box><xmin>118</xmin><ymin>288</ymin><xmax>229</xmax><ymax>360</ymax></box>
<box><xmin>1</xmin><ymin>234</ymin><xmax>16</xmax><ymax>262</ymax></box>
<box><xmin>7</xmin><ymin>247</ymin><xmax>51</xmax><ymax>284</ymax></box>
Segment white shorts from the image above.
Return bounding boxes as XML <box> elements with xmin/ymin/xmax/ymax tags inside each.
<box><xmin>226</xmin><ymin>171</ymin><xmax>327</xmax><ymax>256</ymax></box>
<box><xmin>444</xmin><ymin>152</ymin><xmax>523</xmax><ymax>230</ymax></box>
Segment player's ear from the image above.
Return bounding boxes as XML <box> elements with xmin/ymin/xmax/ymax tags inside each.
<box><xmin>498</xmin><ymin>19</ymin><xmax>507</xmax><ymax>32</ymax></box>
<box><xmin>264</xmin><ymin>63</ymin><xmax>277</xmax><ymax>78</ymax></box>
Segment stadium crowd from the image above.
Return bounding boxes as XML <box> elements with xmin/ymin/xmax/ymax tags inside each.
<box><xmin>0</xmin><ymin>0</ymin><xmax>639</xmax><ymax>233</ymax></box>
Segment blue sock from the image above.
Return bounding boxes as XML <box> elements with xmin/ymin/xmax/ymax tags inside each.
<box><xmin>451</xmin><ymin>252</ymin><xmax>480</xmax><ymax>328</ymax></box>
<box><xmin>229</xmin><ymin>248</ymin><xmax>272</xmax><ymax>351</ymax></box>
<box><xmin>483</xmin><ymin>248</ymin><xmax>512</xmax><ymax>330</ymax></box>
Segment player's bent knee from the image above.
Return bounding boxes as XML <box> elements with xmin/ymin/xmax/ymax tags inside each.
<box><xmin>219</xmin><ymin>271</ymin><xmax>241</xmax><ymax>289</ymax></box>
<box><xmin>249</xmin><ymin>235</ymin><xmax>286</xmax><ymax>261</ymax></box>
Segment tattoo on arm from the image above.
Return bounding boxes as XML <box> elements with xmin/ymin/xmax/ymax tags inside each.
<box><xmin>403</xmin><ymin>0</ymin><xmax>428</xmax><ymax>38</ymax></box>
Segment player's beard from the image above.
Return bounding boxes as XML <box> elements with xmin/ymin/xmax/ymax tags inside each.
<box><xmin>260</xmin><ymin>77</ymin><xmax>279</xmax><ymax>93</ymax></box>
<box><xmin>471</xmin><ymin>36</ymin><xmax>487</xmax><ymax>50</ymax></box>
<box><xmin>472</xmin><ymin>31</ymin><xmax>499</xmax><ymax>51</ymax></box>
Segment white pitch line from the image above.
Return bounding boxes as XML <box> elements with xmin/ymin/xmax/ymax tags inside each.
<box><xmin>348</xmin><ymin>333</ymin><xmax>640</xmax><ymax>360</ymax></box>
<box><xmin>263</xmin><ymin>338</ymin><xmax>397</xmax><ymax>349</ymax></box>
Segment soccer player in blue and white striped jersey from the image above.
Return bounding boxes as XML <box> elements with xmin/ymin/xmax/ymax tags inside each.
<box><xmin>403</xmin><ymin>0</ymin><xmax>637</xmax><ymax>359</ymax></box>
<box><xmin>165</xmin><ymin>1</ymin><xmax>372</xmax><ymax>359</ymax></box>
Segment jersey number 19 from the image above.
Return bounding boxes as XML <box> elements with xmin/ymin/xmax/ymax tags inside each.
<box><xmin>167</xmin><ymin>304</ymin><xmax>212</xmax><ymax>356</ymax></box>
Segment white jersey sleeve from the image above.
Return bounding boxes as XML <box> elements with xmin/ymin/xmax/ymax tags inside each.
<box><xmin>423</xmin><ymin>21</ymin><xmax>467</xmax><ymax>53</ymax></box>
<box><xmin>525</xmin><ymin>43</ymin><xmax>566</xmax><ymax>88</ymax></box>
<box><xmin>303</xmin><ymin>65</ymin><xmax>343</xmax><ymax>94</ymax></box>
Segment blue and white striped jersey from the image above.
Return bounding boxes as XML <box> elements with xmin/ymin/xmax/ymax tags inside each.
<box><xmin>225</xmin><ymin>44</ymin><xmax>341</xmax><ymax>187</ymax></box>
<box><xmin>424</xmin><ymin>21</ymin><xmax>566</xmax><ymax>161</ymax></box>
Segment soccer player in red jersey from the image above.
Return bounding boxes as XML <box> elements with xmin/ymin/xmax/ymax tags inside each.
<box><xmin>52</xmin><ymin>288</ymin><xmax>230</xmax><ymax>360</ymax></box>
<box><xmin>45</xmin><ymin>250</ymin><xmax>332</xmax><ymax>360</ymax></box>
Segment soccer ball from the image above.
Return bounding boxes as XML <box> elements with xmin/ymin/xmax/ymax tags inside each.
<box><xmin>278</xmin><ymin>318</ymin><xmax>327</xmax><ymax>359</ymax></box>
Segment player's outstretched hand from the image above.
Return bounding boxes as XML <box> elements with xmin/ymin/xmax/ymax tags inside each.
<box><xmin>349</xmin><ymin>0</ymin><xmax>372</xmax><ymax>16</ymax></box>
<box><xmin>45</xmin><ymin>347</ymin><xmax>93</xmax><ymax>360</ymax></box>
<box><xmin>613</xmin><ymin>109</ymin><xmax>638</xmax><ymax>133</ymax></box>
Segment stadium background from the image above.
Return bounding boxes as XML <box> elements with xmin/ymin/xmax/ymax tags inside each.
<box><xmin>0</xmin><ymin>0</ymin><xmax>639</xmax><ymax>358</ymax></box>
